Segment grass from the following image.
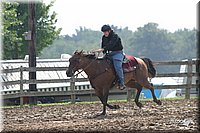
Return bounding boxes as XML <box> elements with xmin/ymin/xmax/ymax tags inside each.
<box><xmin>138</xmin><ymin>96</ymin><xmax>198</xmax><ymax>102</ymax></box>
<box><xmin>1</xmin><ymin>96</ymin><xmax>198</xmax><ymax>109</ymax></box>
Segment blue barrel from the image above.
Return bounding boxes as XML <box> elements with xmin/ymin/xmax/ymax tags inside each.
<box><xmin>141</xmin><ymin>88</ymin><xmax>161</xmax><ymax>98</ymax></box>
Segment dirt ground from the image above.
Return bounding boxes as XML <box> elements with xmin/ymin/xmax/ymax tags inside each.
<box><xmin>2</xmin><ymin>99</ymin><xmax>199</xmax><ymax>133</ymax></box>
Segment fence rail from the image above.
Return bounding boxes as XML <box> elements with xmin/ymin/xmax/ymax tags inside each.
<box><xmin>1</xmin><ymin>59</ymin><xmax>199</xmax><ymax>106</ymax></box>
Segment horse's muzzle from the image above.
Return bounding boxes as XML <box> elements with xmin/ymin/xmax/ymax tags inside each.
<box><xmin>66</xmin><ymin>68</ymin><xmax>74</xmax><ymax>77</ymax></box>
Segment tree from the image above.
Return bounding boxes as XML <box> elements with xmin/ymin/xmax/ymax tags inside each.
<box><xmin>129</xmin><ymin>23</ymin><xmax>174</xmax><ymax>61</ymax></box>
<box><xmin>2</xmin><ymin>1</ymin><xmax>61</xmax><ymax>59</ymax></box>
<box><xmin>2</xmin><ymin>2</ymin><xmax>22</xmax><ymax>59</ymax></box>
<box><xmin>40</xmin><ymin>23</ymin><xmax>196</xmax><ymax>66</ymax></box>
<box><xmin>40</xmin><ymin>27</ymin><xmax>102</xmax><ymax>59</ymax></box>
<box><xmin>170</xmin><ymin>28</ymin><xmax>196</xmax><ymax>60</ymax></box>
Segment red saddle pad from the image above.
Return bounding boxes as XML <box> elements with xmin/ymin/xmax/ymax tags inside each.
<box><xmin>122</xmin><ymin>55</ymin><xmax>138</xmax><ymax>72</ymax></box>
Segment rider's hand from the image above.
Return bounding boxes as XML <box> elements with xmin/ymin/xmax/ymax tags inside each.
<box><xmin>93</xmin><ymin>48</ymin><xmax>104</xmax><ymax>53</ymax></box>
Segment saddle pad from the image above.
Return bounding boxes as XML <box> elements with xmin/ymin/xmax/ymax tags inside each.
<box><xmin>122</xmin><ymin>55</ymin><xmax>138</xmax><ymax>72</ymax></box>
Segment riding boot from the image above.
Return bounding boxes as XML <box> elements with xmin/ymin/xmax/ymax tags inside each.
<box><xmin>118</xmin><ymin>84</ymin><xmax>126</xmax><ymax>90</ymax></box>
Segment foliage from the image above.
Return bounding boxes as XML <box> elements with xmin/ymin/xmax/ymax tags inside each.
<box><xmin>130</xmin><ymin>23</ymin><xmax>174</xmax><ymax>61</ymax></box>
<box><xmin>2</xmin><ymin>1</ymin><xmax>196</xmax><ymax>63</ymax></box>
<box><xmin>40</xmin><ymin>27</ymin><xmax>102</xmax><ymax>58</ymax></box>
<box><xmin>2</xmin><ymin>2</ymin><xmax>22</xmax><ymax>59</ymax></box>
<box><xmin>170</xmin><ymin>28</ymin><xmax>196</xmax><ymax>60</ymax></box>
<box><xmin>2</xmin><ymin>1</ymin><xmax>61</xmax><ymax>59</ymax></box>
<box><xmin>40</xmin><ymin>23</ymin><xmax>196</xmax><ymax>63</ymax></box>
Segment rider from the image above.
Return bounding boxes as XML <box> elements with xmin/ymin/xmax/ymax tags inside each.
<box><xmin>95</xmin><ymin>25</ymin><xmax>126</xmax><ymax>90</ymax></box>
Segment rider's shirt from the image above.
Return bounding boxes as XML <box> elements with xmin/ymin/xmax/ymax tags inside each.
<box><xmin>101</xmin><ymin>30</ymin><xmax>123</xmax><ymax>54</ymax></box>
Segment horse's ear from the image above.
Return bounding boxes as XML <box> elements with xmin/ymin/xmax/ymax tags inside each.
<box><xmin>74</xmin><ymin>50</ymin><xmax>84</xmax><ymax>55</ymax></box>
<box><xmin>74</xmin><ymin>50</ymin><xmax>79</xmax><ymax>54</ymax></box>
<box><xmin>80</xmin><ymin>50</ymin><xmax>83</xmax><ymax>54</ymax></box>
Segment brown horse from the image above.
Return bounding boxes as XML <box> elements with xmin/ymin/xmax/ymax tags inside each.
<box><xmin>66</xmin><ymin>51</ymin><xmax>162</xmax><ymax>116</ymax></box>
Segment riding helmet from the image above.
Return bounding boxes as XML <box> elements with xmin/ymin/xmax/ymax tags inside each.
<box><xmin>101</xmin><ymin>25</ymin><xmax>111</xmax><ymax>32</ymax></box>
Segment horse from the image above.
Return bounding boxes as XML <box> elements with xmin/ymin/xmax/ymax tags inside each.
<box><xmin>66</xmin><ymin>51</ymin><xmax>162</xmax><ymax>116</ymax></box>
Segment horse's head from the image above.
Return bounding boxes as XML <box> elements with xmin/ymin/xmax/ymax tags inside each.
<box><xmin>66</xmin><ymin>50</ymin><xmax>96</xmax><ymax>77</ymax></box>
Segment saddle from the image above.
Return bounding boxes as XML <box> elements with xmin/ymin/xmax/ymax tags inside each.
<box><xmin>99</xmin><ymin>54</ymin><xmax>138</xmax><ymax>73</ymax></box>
<box><xmin>122</xmin><ymin>55</ymin><xmax>138</xmax><ymax>72</ymax></box>
<box><xmin>96</xmin><ymin>54</ymin><xmax>138</xmax><ymax>89</ymax></box>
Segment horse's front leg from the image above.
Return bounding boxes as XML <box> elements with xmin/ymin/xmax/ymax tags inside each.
<box><xmin>102</xmin><ymin>103</ymin><xmax>106</xmax><ymax>115</ymax></box>
<box><xmin>95</xmin><ymin>96</ymin><xmax>107</xmax><ymax>116</ymax></box>
<box><xmin>101</xmin><ymin>90</ymin><xmax>109</xmax><ymax>115</ymax></box>
<box><xmin>107</xmin><ymin>104</ymin><xmax>120</xmax><ymax>109</ymax></box>
<box><xmin>101</xmin><ymin>89</ymin><xmax>121</xmax><ymax>114</ymax></box>
<box><xmin>95</xmin><ymin>89</ymin><xmax>109</xmax><ymax>116</ymax></box>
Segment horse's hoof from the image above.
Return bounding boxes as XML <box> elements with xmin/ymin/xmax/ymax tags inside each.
<box><xmin>114</xmin><ymin>105</ymin><xmax>120</xmax><ymax>109</ymax></box>
<box><xmin>136</xmin><ymin>102</ymin><xmax>143</xmax><ymax>108</ymax></box>
<box><xmin>154</xmin><ymin>100</ymin><xmax>162</xmax><ymax>105</ymax></box>
<box><xmin>94</xmin><ymin>113</ymin><xmax>106</xmax><ymax>119</ymax></box>
<box><xmin>157</xmin><ymin>100</ymin><xmax>162</xmax><ymax>105</ymax></box>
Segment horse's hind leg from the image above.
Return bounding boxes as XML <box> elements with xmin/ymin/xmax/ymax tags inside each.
<box><xmin>135</xmin><ymin>87</ymin><xmax>143</xmax><ymax>108</ymax></box>
<box><xmin>141</xmin><ymin>81</ymin><xmax>162</xmax><ymax>105</ymax></box>
<box><xmin>126</xmin><ymin>80</ymin><xmax>143</xmax><ymax>108</ymax></box>
<box><xmin>149</xmin><ymin>83</ymin><xmax>162</xmax><ymax>105</ymax></box>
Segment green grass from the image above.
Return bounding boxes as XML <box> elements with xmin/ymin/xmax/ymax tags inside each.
<box><xmin>138</xmin><ymin>96</ymin><xmax>198</xmax><ymax>101</ymax></box>
<box><xmin>1</xmin><ymin>96</ymin><xmax>198</xmax><ymax>109</ymax></box>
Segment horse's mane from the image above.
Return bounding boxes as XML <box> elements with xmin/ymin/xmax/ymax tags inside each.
<box><xmin>74</xmin><ymin>50</ymin><xmax>96</xmax><ymax>59</ymax></box>
<box><xmin>85</xmin><ymin>53</ymin><xmax>96</xmax><ymax>59</ymax></box>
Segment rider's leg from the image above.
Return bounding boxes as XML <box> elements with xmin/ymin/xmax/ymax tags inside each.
<box><xmin>113</xmin><ymin>59</ymin><xmax>126</xmax><ymax>90</ymax></box>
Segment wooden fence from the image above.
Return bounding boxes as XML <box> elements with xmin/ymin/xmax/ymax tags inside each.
<box><xmin>1</xmin><ymin>59</ymin><xmax>199</xmax><ymax>106</ymax></box>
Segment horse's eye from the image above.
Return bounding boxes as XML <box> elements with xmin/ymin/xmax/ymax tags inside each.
<box><xmin>76</xmin><ymin>59</ymin><xmax>80</xmax><ymax>63</ymax></box>
<box><xmin>75</xmin><ymin>58</ymin><xmax>80</xmax><ymax>62</ymax></box>
<box><xmin>70</xmin><ymin>58</ymin><xmax>80</xmax><ymax>63</ymax></box>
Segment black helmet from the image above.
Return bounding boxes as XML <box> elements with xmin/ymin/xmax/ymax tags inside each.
<box><xmin>101</xmin><ymin>25</ymin><xmax>111</xmax><ymax>32</ymax></box>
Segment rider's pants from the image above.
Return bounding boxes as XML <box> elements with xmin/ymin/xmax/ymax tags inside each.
<box><xmin>108</xmin><ymin>51</ymin><xmax>125</xmax><ymax>86</ymax></box>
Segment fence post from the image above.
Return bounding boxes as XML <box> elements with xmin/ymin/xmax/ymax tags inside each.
<box><xmin>196</xmin><ymin>59</ymin><xmax>200</xmax><ymax>97</ymax></box>
<box><xmin>20</xmin><ymin>66</ymin><xmax>24</xmax><ymax>107</ymax></box>
<box><xmin>127</xmin><ymin>88</ymin><xmax>135</xmax><ymax>102</ymax></box>
<box><xmin>70</xmin><ymin>76</ymin><xmax>76</xmax><ymax>104</ymax></box>
<box><xmin>185</xmin><ymin>59</ymin><xmax>192</xmax><ymax>99</ymax></box>
<box><xmin>90</xmin><ymin>93</ymin><xmax>92</xmax><ymax>102</ymax></box>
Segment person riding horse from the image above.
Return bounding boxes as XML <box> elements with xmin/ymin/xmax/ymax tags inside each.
<box><xmin>66</xmin><ymin>26</ymin><xmax>161</xmax><ymax>115</ymax></box>
<box><xmin>94</xmin><ymin>25</ymin><xmax>126</xmax><ymax>90</ymax></box>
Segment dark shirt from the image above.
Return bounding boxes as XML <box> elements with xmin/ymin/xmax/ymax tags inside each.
<box><xmin>101</xmin><ymin>30</ymin><xmax>123</xmax><ymax>54</ymax></box>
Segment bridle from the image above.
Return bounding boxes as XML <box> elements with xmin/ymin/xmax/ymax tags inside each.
<box><xmin>73</xmin><ymin>52</ymin><xmax>100</xmax><ymax>78</ymax></box>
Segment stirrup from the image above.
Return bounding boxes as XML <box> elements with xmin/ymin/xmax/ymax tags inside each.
<box><xmin>118</xmin><ymin>85</ymin><xmax>126</xmax><ymax>90</ymax></box>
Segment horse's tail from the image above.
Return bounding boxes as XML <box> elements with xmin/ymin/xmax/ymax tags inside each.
<box><xmin>141</xmin><ymin>58</ymin><xmax>156</xmax><ymax>78</ymax></box>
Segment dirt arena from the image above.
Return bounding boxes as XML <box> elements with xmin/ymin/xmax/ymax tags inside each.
<box><xmin>2</xmin><ymin>99</ymin><xmax>199</xmax><ymax>133</ymax></box>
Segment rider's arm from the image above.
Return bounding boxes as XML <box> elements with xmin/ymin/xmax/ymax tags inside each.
<box><xmin>101</xmin><ymin>36</ymin><xmax>107</xmax><ymax>54</ymax></box>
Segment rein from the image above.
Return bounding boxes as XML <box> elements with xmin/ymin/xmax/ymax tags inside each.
<box><xmin>89</xmin><ymin>68</ymin><xmax>109</xmax><ymax>80</ymax></box>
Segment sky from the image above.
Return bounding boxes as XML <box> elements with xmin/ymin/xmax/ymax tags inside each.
<box><xmin>42</xmin><ymin>0</ymin><xmax>198</xmax><ymax>35</ymax></box>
